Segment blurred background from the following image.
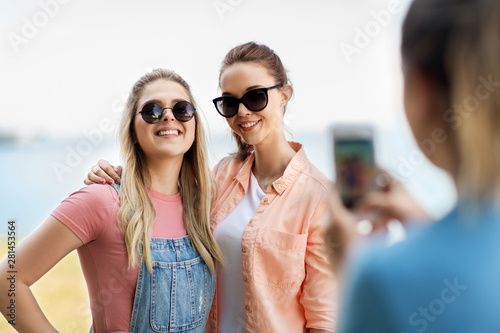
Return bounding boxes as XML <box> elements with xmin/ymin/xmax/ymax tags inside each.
<box><xmin>0</xmin><ymin>0</ymin><xmax>456</xmax><ymax>330</ymax></box>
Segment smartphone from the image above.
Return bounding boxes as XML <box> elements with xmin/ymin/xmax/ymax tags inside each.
<box><xmin>332</xmin><ymin>125</ymin><xmax>377</xmax><ymax>210</ymax></box>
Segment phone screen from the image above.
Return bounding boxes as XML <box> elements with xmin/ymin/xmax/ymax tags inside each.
<box><xmin>334</xmin><ymin>137</ymin><xmax>376</xmax><ymax>209</ymax></box>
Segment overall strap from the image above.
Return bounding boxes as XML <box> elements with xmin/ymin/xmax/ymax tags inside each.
<box><xmin>112</xmin><ymin>183</ymin><xmax>121</xmax><ymax>194</ymax></box>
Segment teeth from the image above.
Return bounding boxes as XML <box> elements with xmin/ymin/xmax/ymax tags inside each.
<box><xmin>241</xmin><ymin>120</ymin><xmax>259</xmax><ymax>128</ymax></box>
<box><xmin>157</xmin><ymin>130</ymin><xmax>179</xmax><ymax>136</ymax></box>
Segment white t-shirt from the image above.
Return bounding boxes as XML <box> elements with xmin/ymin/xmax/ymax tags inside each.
<box><xmin>213</xmin><ymin>171</ymin><xmax>266</xmax><ymax>333</ymax></box>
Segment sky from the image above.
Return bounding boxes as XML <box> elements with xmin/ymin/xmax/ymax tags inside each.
<box><xmin>0</xmin><ymin>0</ymin><xmax>458</xmax><ymax>220</ymax></box>
<box><xmin>1</xmin><ymin>0</ymin><xmax>410</xmax><ymax>138</ymax></box>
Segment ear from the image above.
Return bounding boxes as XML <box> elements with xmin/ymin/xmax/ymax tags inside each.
<box><xmin>279</xmin><ymin>84</ymin><xmax>293</xmax><ymax>108</ymax></box>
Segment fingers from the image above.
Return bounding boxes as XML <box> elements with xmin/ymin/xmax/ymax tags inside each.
<box><xmin>83</xmin><ymin>165</ymin><xmax>105</xmax><ymax>185</ymax></box>
<box><xmin>115</xmin><ymin>165</ymin><xmax>123</xmax><ymax>177</ymax></box>
<box><xmin>359</xmin><ymin>184</ymin><xmax>429</xmax><ymax>225</ymax></box>
<box><xmin>83</xmin><ymin>160</ymin><xmax>122</xmax><ymax>185</ymax></box>
<box><xmin>96</xmin><ymin>160</ymin><xmax>121</xmax><ymax>185</ymax></box>
<box><xmin>374</xmin><ymin>168</ymin><xmax>397</xmax><ymax>192</ymax></box>
<box><xmin>387</xmin><ymin>186</ymin><xmax>430</xmax><ymax>222</ymax></box>
<box><xmin>359</xmin><ymin>192</ymin><xmax>389</xmax><ymax>213</ymax></box>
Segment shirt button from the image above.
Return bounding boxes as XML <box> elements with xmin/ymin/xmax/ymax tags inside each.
<box><xmin>245</xmin><ymin>305</ymin><xmax>250</xmax><ymax>310</ymax></box>
<box><xmin>242</xmin><ymin>248</ymin><xmax>246</xmax><ymax>252</ymax></box>
<box><xmin>263</xmin><ymin>197</ymin><xmax>268</xmax><ymax>203</ymax></box>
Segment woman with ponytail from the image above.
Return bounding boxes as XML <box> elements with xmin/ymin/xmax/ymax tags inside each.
<box><xmin>332</xmin><ymin>0</ymin><xmax>500</xmax><ymax>331</ymax></box>
<box><xmin>207</xmin><ymin>42</ymin><xmax>336</xmax><ymax>333</ymax></box>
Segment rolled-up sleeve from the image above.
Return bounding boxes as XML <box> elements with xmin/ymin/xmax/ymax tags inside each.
<box><xmin>301</xmin><ymin>191</ymin><xmax>337</xmax><ymax>331</ymax></box>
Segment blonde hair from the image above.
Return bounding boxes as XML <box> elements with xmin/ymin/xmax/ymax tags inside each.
<box><xmin>402</xmin><ymin>0</ymin><xmax>500</xmax><ymax>203</ymax></box>
<box><xmin>118</xmin><ymin>68</ymin><xmax>223</xmax><ymax>273</ymax></box>
<box><xmin>452</xmin><ymin>1</ymin><xmax>500</xmax><ymax>202</ymax></box>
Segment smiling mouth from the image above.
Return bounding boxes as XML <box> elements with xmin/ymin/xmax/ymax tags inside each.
<box><xmin>156</xmin><ymin>130</ymin><xmax>180</xmax><ymax>136</ymax></box>
<box><xmin>240</xmin><ymin>120</ymin><xmax>261</xmax><ymax>128</ymax></box>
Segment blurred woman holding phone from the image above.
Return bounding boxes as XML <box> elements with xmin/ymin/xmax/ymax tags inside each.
<box><xmin>329</xmin><ymin>0</ymin><xmax>500</xmax><ymax>331</ymax></box>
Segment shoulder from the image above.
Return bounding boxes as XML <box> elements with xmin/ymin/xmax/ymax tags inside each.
<box><xmin>65</xmin><ymin>183</ymin><xmax>120</xmax><ymax>207</ymax></box>
<box><xmin>351</xmin><ymin>222</ymin><xmax>441</xmax><ymax>275</ymax></box>
<box><xmin>213</xmin><ymin>154</ymin><xmax>242</xmax><ymax>173</ymax></box>
<box><xmin>51</xmin><ymin>184</ymin><xmax>120</xmax><ymax>243</ymax></box>
<box><xmin>212</xmin><ymin>154</ymin><xmax>246</xmax><ymax>180</ymax></box>
<box><xmin>339</xmin><ymin>244</ymin><xmax>398</xmax><ymax>332</ymax></box>
<box><xmin>344</xmin><ymin>211</ymin><xmax>458</xmax><ymax>299</ymax></box>
<box><xmin>304</xmin><ymin>162</ymin><xmax>332</xmax><ymax>189</ymax></box>
<box><xmin>339</xmin><ymin>209</ymin><xmax>476</xmax><ymax>331</ymax></box>
<box><xmin>290</xmin><ymin>143</ymin><xmax>333</xmax><ymax>191</ymax></box>
<box><xmin>297</xmin><ymin>155</ymin><xmax>333</xmax><ymax>197</ymax></box>
<box><xmin>53</xmin><ymin>183</ymin><xmax>120</xmax><ymax>223</ymax></box>
<box><xmin>339</xmin><ymin>233</ymin><xmax>425</xmax><ymax>331</ymax></box>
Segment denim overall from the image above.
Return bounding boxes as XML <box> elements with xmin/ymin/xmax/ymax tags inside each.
<box><xmin>90</xmin><ymin>184</ymin><xmax>215</xmax><ymax>333</ymax></box>
<box><xmin>129</xmin><ymin>236</ymin><xmax>215</xmax><ymax>332</ymax></box>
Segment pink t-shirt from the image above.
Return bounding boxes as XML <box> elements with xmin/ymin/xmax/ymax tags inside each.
<box><xmin>51</xmin><ymin>184</ymin><xmax>186</xmax><ymax>333</ymax></box>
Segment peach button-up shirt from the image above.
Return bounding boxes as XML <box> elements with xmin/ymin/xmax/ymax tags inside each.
<box><xmin>206</xmin><ymin>142</ymin><xmax>337</xmax><ymax>333</ymax></box>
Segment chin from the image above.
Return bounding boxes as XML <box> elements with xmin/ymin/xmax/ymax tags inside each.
<box><xmin>239</xmin><ymin>130</ymin><xmax>265</xmax><ymax>143</ymax></box>
<box><xmin>239</xmin><ymin>137</ymin><xmax>259</xmax><ymax>147</ymax></box>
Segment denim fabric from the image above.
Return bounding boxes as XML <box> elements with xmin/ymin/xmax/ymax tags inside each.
<box><xmin>89</xmin><ymin>184</ymin><xmax>215</xmax><ymax>333</ymax></box>
<box><xmin>129</xmin><ymin>236</ymin><xmax>215</xmax><ymax>333</ymax></box>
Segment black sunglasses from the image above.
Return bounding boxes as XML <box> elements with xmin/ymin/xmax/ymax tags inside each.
<box><xmin>212</xmin><ymin>84</ymin><xmax>283</xmax><ymax>118</ymax></box>
<box><xmin>137</xmin><ymin>101</ymin><xmax>195</xmax><ymax>124</ymax></box>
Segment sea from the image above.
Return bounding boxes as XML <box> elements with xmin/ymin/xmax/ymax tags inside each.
<box><xmin>0</xmin><ymin>129</ymin><xmax>456</xmax><ymax>238</ymax></box>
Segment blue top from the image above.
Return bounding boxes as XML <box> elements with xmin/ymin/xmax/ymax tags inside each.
<box><xmin>338</xmin><ymin>202</ymin><xmax>500</xmax><ymax>333</ymax></box>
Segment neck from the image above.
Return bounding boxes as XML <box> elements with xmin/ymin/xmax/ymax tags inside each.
<box><xmin>429</xmin><ymin>127</ymin><xmax>460</xmax><ymax>189</ymax></box>
<box><xmin>436</xmin><ymin>148</ymin><xmax>460</xmax><ymax>188</ymax></box>
<box><xmin>145</xmin><ymin>156</ymin><xmax>183</xmax><ymax>195</ymax></box>
<box><xmin>252</xmin><ymin>135</ymin><xmax>296</xmax><ymax>190</ymax></box>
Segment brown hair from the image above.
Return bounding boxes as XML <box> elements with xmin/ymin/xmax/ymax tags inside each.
<box><xmin>402</xmin><ymin>0</ymin><xmax>500</xmax><ymax>202</ymax></box>
<box><xmin>118</xmin><ymin>69</ymin><xmax>223</xmax><ymax>273</ymax></box>
<box><xmin>219</xmin><ymin>42</ymin><xmax>291</xmax><ymax>160</ymax></box>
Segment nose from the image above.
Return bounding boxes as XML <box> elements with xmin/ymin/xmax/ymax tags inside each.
<box><xmin>162</xmin><ymin>107</ymin><xmax>175</xmax><ymax>122</ymax></box>
<box><xmin>237</xmin><ymin>101</ymin><xmax>251</xmax><ymax>117</ymax></box>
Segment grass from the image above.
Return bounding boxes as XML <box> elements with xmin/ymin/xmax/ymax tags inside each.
<box><xmin>0</xmin><ymin>240</ymin><xmax>92</xmax><ymax>332</ymax></box>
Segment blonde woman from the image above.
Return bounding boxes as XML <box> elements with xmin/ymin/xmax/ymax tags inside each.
<box><xmin>329</xmin><ymin>0</ymin><xmax>500</xmax><ymax>332</ymax></box>
<box><xmin>0</xmin><ymin>69</ymin><xmax>223</xmax><ymax>333</ymax></box>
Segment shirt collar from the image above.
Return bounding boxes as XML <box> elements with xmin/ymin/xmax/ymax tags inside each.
<box><xmin>234</xmin><ymin>142</ymin><xmax>307</xmax><ymax>195</ymax></box>
<box><xmin>234</xmin><ymin>153</ymin><xmax>255</xmax><ymax>193</ymax></box>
